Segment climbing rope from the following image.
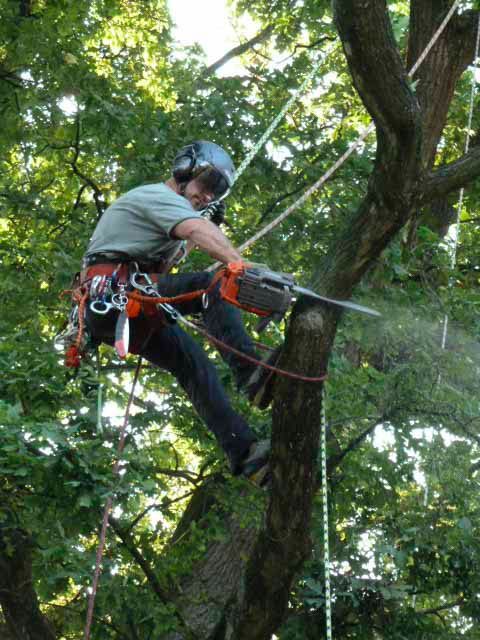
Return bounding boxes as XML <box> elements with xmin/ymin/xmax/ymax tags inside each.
<box><xmin>232</xmin><ymin>43</ymin><xmax>335</xmax><ymax>187</ymax></box>
<box><xmin>320</xmin><ymin>388</ymin><xmax>332</xmax><ymax>640</ymax></box>
<box><xmin>408</xmin><ymin>1</ymin><xmax>462</xmax><ymax>78</ymax></box>
<box><xmin>233</xmin><ymin>0</ymin><xmax>462</xmax><ymax>256</ymax></box>
<box><xmin>177</xmin><ymin>314</ymin><xmax>327</xmax><ymax>383</ymax></box>
<box><xmin>441</xmin><ymin>10</ymin><xmax>480</xmax><ymax>350</ymax></box>
<box><xmin>84</xmin><ymin>358</ymin><xmax>142</xmax><ymax>640</ymax></box>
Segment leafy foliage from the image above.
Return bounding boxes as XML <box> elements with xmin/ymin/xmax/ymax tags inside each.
<box><xmin>0</xmin><ymin>0</ymin><xmax>479</xmax><ymax>639</ymax></box>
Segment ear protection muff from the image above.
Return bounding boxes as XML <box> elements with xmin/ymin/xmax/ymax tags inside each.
<box><xmin>173</xmin><ymin>144</ymin><xmax>196</xmax><ymax>182</ymax></box>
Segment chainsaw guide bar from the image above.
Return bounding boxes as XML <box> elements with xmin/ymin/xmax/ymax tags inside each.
<box><xmin>218</xmin><ymin>263</ymin><xmax>380</xmax><ymax>330</ymax></box>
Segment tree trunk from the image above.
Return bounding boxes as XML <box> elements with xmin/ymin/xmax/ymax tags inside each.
<box><xmin>0</xmin><ymin>529</ymin><xmax>56</xmax><ymax>640</ymax></box>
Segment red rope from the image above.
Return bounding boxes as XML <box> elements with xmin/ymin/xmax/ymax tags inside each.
<box><xmin>124</xmin><ymin>273</ymin><xmax>326</xmax><ymax>382</ymax></box>
<box><xmin>83</xmin><ymin>358</ymin><xmax>142</xmax><ymax>640</ymax></box>
<box><xmin>179</xmin><ymin>316</ymin><xmax>327</xmax><ymax>384</ymax></box>
<box><xmin>63</xmin><ymin>288</ymin><xmax>89</xmax><ymax>368</ymax></box>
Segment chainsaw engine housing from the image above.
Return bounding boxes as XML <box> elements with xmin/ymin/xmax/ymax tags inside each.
<box><xmin>220</xmin><ymin>264</ymin><xmax>295</xmax><ymax>317</ymax></box>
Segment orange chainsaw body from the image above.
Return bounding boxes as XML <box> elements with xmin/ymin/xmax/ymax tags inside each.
<box><xmin>219</xmin><ymin>262</ymin><xmax>293</xmax><ymax>318</ymax></box>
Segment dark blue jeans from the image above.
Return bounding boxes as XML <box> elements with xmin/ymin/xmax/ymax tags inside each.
<box><xmin>87</xmin><ymin>271</ymin><xmax>259</xmax><ymax>472</ymax></box>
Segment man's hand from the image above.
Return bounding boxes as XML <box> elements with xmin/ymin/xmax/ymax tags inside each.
<box><xmin>203</xmin><ymin>201</ymin><xmax>226</xmax><ymax>226</ymax></box>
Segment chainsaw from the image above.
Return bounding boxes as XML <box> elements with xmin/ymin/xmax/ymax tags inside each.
<box><xmin>217</xmin><ymin>262</ymin><xmax>380</xmax><ymax>331</ymax></box>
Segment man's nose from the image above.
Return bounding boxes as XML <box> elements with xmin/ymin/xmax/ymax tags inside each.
<box><xmin>203</xmin><ymin>192</ymin><xmax>214</xmax><ymax>204</ymax></box>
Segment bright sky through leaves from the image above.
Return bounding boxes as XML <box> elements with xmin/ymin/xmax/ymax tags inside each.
<box><xmin>168</xmin><ymin>0</ymin><xmax>254</xmax><ymax>75</ymax></box>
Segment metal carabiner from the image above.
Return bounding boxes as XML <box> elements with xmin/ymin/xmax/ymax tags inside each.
<box><xmin>90</xmin><ymin>299</ymin><xmax>115</xmax><ymax>315</ymax></box>
<box><xmin>159</xmin><ymin>302</ymin><xmax>178</xmax><ymax>323</ymax></box>
<box><xmin>130</xmin><ymin>271</ymin><xmax>158</xmax><ymax>297</ymax></box>
<box><xmin>89</xmin><ymin>275</ymin><xmax>104</xmax><ymax>299</ymax></box>
<box><xmin>111</xmin><ymin>292</ymin><xmax>129</xmax><ymax>311</ymax></box>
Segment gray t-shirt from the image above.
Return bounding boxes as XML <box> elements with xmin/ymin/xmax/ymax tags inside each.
<box><xmin>85</xmin><ymin>183</ymin><xmax>202</xmax><ymax>262</ymax></box>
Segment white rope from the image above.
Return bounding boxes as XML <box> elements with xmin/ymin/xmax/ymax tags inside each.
<box><xmin>237</xmin><ymin>123</ymin><xmax>375</xmax><ymax>253</ymax></box>
<box><xmin>441</xmin><ymin>11</ymin><xmax>480</xmax><ymax>349</ymax></box>
<box><xmin>407</xmin><ymin>1</ymin><xmax>461</xmax><ymax>78</ymax></box>
<box><xmin>234</xmin><ymin>0</ymin><xmax>462</xmax><ymax>256</ymax></box>
<box><xmin>232</xmin><ymin>45</ymin><xmax>335</xmax><ymax>186</ymax></box>
<box><xmin>320</xmin><ymin>388</ymin><xmax>332</xmax><ymax>640</ymax></box>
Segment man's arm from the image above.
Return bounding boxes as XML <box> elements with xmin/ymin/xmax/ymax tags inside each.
<box><xmin>172</xmin><ymin>218</ymin><xmax>242</xmax><ymax>264</ymax></box>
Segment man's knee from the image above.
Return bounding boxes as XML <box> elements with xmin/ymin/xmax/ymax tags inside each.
<box><xmin>192</xmin><ymin>271</ymin><xmax>214</xmax><ymax>289</ymax></box>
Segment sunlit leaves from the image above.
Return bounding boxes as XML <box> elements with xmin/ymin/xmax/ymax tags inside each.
<box><xmin>1</xmin><ymin>0</ymin><xmax>480</xmax><ymax>638</ymax></box>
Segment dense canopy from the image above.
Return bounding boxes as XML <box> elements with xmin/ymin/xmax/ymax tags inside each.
<box><xmin>1</xmin><ymin>1</ymin><xmax>480</xmax><ymax>639</ymax></box>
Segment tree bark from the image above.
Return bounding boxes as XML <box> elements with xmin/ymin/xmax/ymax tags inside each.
<box><xmin>408</xmin><ymin>3</ymin><xmax>480</xmax><ymax>241</ymax></box>
<box><xmin>0</xmin><ymin>529</ymin><xmax>56</xmax><ymax>640</ymax></box>
<box><xmin>408</xmin><ymin>2</ymin><xmax>479</xmax><ymax>167</ymax></box>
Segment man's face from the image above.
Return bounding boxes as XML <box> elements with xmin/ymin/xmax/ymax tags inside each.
<box><xmin>183</xmin><ymin>176</ymin><xmax>215</xmax><ymax>211</ymax></box>
<box><xmin>183</xmin><ymin>166</ymin><xmax>230</xmax><ymax>210</ymax></box>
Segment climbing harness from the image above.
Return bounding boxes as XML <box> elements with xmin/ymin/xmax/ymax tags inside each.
<box><xmin>61</xmin><ymin>263</ymin><xmax>328</xmax><ymax>382</ymax></box>
<box><xmin>441</xmin><ymin>10</ymin><xmax>480</xmax><ymax>350</ymax></box>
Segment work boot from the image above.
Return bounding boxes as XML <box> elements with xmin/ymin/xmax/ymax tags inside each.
<box><xmin>239</xmin><ymin>439</ymin><xmax>270</xmax><ymax>486</ymax></box>
<box><xmin>245</xmin><ymin>346</ymin><xmax>282</xmax><ymax>410</ymax></box>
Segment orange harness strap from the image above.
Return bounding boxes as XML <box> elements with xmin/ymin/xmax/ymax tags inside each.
<box><xmin>125</xmin><ymin>267</ymin><xmax>225</xmax><ymax>308</ymax></box>
<box><xmin>62</xmin><ymin>266</ymin><xmax>226</xmax><ymax>367</ymax></box>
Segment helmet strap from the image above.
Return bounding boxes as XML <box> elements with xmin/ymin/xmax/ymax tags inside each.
<box><xmin>178</xmin><ymin>180</ymin><xmax>188</xmax><ymax>196</ymax></box>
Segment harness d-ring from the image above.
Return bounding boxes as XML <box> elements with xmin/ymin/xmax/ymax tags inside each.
<box><xmin>202</xmin><ymin>292</ymin><xmax>209</xmax><ymax>309</ymax></box>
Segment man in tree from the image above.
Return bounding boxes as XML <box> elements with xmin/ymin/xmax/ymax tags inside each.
<box><xmin>82</xmin><ymin>140</ymin><xmax>273</xmax><ymax>484</ymax></box>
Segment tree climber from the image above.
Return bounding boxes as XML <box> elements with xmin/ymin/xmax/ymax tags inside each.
<box><xmin>82</xmin><ymin>141</ymin><xmax>275</xmax><ymax>484</ymax></box>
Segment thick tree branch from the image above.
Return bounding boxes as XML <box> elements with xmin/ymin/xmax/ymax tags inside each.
<box><xmin>408</xmin><ymin>4</ymin><xmax>480</xmax><ymax>166</ymax></box>
<box><xmin>108</xmin><ymin>516</ymin><xmax>171</xmax><ymax>605</ymax></box>
<box><xmin>421</xmin><ymin>145</ymin><xmax>480</xmax><ymax>203</ymax></box>
<box><xmin>200</xmin><ymin>25</ymin><xmax>274</xmax><ymax>78</ymax></box>
<box><xmin>333</xmin><ymin>0</ymin><xmax>419</xmax><ymax>146</ymax></box>
<box><xmin>418</xmin><ymin>596</ymin><xmax>464</xmax><ymax>616</ymax></box>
